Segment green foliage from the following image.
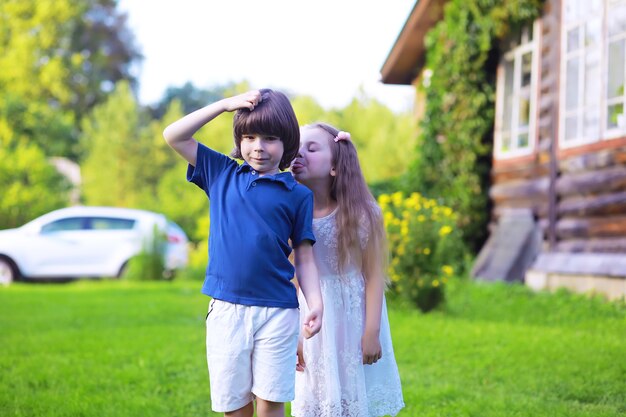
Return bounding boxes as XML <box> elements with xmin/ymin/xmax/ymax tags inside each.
<box><xmin>405</xmin><ymin>0</ymin><xmax>544</xmax><ymax>253</ymax></box>
<box><xmin>0</xmin><ymin>141</ymin><xmax>70</xmax><ymax>229</ymax></box>
<box><xmin>0</xmin><ymin>0</ymin><xmax>141</xmax><ymax>159</ymax></box>
<box><xmin>0</xmin><ymin>1</ymin><xmax>139</xmax><ymax>230</ymax></box>
<box><xmin>336</xmin><ymin>95</ymin><xmax>416</xmax><ymax>183</ymax></box>
<box><xmin>124</xmin><ymin>226</ymin><xmax>167</xmax><ymax>281</ymax></box>
<box><xmin>291</xmin><ymin>95</ymin><xmax>328</xmax><ymax>125</ymax></box>
<box><xmin>177</xmin><ymin>216</ymin><xmax>210</xmax><ymax>281</ymax></box>
<box><xmin>81</xmin><ymin>81</ymin><xmax>143</xmax><ymax>207</ymax></box>
<box><xmin>294</xmin><ymin>92</ymin><xmax>417</xmax><ymax>184</ymax></box>
<box><xmin>149</xmin><ymin>81</ymin><xmax>233</xmax><ymax>119</ymax></box>
<box><xmin>379</xmin><ymin>192</ymin><xmax>466</xmax><ymax>312</ymax></box>
<box><xmin>80</xmin><ymin>83</ymin><xmax>209</xmax><ymax>239</ymax></box>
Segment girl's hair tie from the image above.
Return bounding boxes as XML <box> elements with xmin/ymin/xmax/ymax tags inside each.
<box><xmin>334</xmin><ymin>131</ymin><xmax>351</xmax><ymax>142</ymax></box>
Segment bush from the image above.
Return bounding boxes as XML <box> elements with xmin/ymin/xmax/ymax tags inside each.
<box><xmin>379</xmin><ymin>192</ymin><xmax>466</xmax><ymax>312</ymax></box>
<box><xmin>176</xmin><ymin>215</ymin><xmax>209</xmax><ymax>281</ymax></box>
<box><xmin>124</xmin><ymin>226</ymin><xmax>167</xmax><ymax>281</ymax></box>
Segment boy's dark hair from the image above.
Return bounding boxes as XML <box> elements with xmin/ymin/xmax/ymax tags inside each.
<box><xmin>231</xmin><ymin>89</ymin><xmax>300</xmax><ymax>170</ymax></box>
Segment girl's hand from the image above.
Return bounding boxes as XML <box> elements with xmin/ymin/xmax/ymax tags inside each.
<box><xmin>296</xmin><ymin>338</ymin><xmax>306</xmax><ymax>372</ymax></box>
<box><xmin>302</xmin><ymin>307</ymin><xmax>322</xmax><ymax>339</ymax></box>
<box><xmin>361</xmin><ymin>330</ymin><xmax>382</xmax><ymax>365</ymax></box>
<box><xmin>222</xmin><ymin>90</ymin><xmax>262</xmax><ymax>112</ymax></box>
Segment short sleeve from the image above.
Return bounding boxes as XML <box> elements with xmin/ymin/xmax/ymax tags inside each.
<box><xmin>291</xmin><ymin>191</ymin><xmax>316</xmax><ymax>247</ymax></box>
<box><xmin>187</xmin><ymin>142</ymin><xmax>236</xmax><ymax>197</ymax></box>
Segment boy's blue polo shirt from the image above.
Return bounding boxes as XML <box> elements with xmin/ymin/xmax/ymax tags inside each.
<box><xmin>187</xmin><ymin>143</ymin><xmax>315</xmax><ymax>308</ymax></box>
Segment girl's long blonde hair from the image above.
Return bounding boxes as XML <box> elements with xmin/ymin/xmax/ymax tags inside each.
<box><xmin>305</xmin><ymin>123</ymin><xmax>388</xmax><ymax>285</ymax></box>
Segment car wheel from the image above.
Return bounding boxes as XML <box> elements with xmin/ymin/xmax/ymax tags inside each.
<box><xmin>0</xmin><ymin>257</ymin><xmax>18</xmax><ymax>285</ymax></box>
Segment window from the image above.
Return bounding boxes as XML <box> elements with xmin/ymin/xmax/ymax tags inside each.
<box><xmin>495</xmin><ymin>22</ymin><xmax>539</xmax><ymax>159</ymax></box>
<box><xmin>40</xmin><ymin>216</ymin><xmax>136</xmax><ymax>234</ymax></box>
<box><xmin>560</xmin><ymin>0</ymin><xmax>626</xmax><ymax>147</ymax></box>
<box><xmin>89</xmin><ymin>217</ymin><xmax>136</xmax><ymax>230</ymax></box>
<box><xmin>41</xmin><ymin>218</ymin><xmax>87</xmax><ymax>233</ymax></box>
<box><xmin>607</xmin><ymin>0</ymin><xmax>626</xmax><ymax>133</ymax></box>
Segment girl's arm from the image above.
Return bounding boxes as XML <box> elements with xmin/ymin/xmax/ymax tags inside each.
<box><xmin>163</xmin><ymin>90</ymin><xmax>261</xmax><ymax>166</ymax></box>
<box><xmin>294</xmin><ymin>241</ymin><xmax>323</xmax><ymax>339</ymax></box>
<box><xmin>362</xmin><ymin>244</ymin><xmax>384</xmax><ymax>365</ymax></box>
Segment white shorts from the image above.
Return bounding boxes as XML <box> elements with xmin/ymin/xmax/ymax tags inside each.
<box><xmin>205</xmin><ymin>299</ymin><xmax>299</xmax><ymax>413</ymax></box>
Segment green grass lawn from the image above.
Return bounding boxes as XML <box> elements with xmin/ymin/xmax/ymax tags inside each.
<box><xmin>0</xmin><ymin>279</ymin><xmax>624</xmax><ymax>417</ymax></box>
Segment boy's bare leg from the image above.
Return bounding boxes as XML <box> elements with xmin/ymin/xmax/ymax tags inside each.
<box><xmin>256</xmin><ymin>399</ymin><xmax>284</xmax><ymax>417</ymax></box>
<box><xmin>225</xmin><ymin>401</ymin><xmax>254</xmax><ymax>417</ymax></box>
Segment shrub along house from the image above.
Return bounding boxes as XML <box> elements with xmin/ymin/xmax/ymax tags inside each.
<box><xmin>382</xmin><ymin>0</ymin><xmax>626</xmax><ymax>300</ymax></box>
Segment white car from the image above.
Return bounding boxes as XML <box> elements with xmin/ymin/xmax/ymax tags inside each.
<box><xmin>0</xmin><ymin>206</ymin><xmax>189</xmax><ymax>284</ymax></box>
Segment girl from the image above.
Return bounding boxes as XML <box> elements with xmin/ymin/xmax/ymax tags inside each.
<box><xmin>291</xmin><ymin>122</ymin><xmax>404</xmax><ymax>417</ymax></box>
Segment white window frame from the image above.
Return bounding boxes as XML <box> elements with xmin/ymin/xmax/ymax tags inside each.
<box><xmin>494</xmin><ymin>21</ymin><xmax>540</xmax><ymax>160</ymax></box>
<box><xmin>559</xmin><ymin>0</ymin><xmax>626</xmax><ymax>148</ymax></box>
<box><xmin>606</xmin><ymin>0</ymin><xmax>626</xmax><ymax>138</ymax></box>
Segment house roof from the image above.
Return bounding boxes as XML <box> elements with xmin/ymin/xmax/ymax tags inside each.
<box><xmin>380</xmin><ymin>0</ymin><xmax>447</xmax><ymax>85</ymax></box>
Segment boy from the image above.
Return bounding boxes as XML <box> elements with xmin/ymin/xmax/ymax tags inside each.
<box><xmin>163</xmin><ymin>89</ymin><xmax>323</xmax><ymax>417</ymax></box>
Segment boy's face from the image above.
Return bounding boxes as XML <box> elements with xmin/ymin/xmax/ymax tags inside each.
<box><xmin>240</xmin><ymin>133</ymin><xmax>284</xmax><ymax>176</ymax></box>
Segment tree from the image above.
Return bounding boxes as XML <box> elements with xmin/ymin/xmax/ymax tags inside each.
<box><xmin>0</xmin><ymin>0</ymin><xmax>141</xmax><ymax>158</ymax></box>
<box><xmin>292</xmin><ymin>95</ymin><xmax>327</xmax><ymax>125</ymax></box>
<box><xmin>137</xmin><ymin>101</ymin><xmax>208</xmax><ymax>237</ymax></box>
<box><xmin>336</xmin><ymin>94</ymin><xmax>416</xmax><ymax>184</ymax></box>
<box><xmin>80</xmin><ymin>84</ymin><xmax>209</xmax><ymax>238</ymax></box>
<box><xmin>0</xmin><ymin>142</ymin><xmax>70</xmax><ymax>229</ymax></box>
<box><xmin>148</xmin><ymin>82</ymin><xmax>231</xmax><ymax>119</ymax></box>
<box><xmin>293</xmin><ymin>92</ymin><xmax>417</xmax><ymax>184</ymax></box>
<box><xmin>80</xmin><ymin>81</ymin><xmax>143</xmax><ymax>207</ymax></box>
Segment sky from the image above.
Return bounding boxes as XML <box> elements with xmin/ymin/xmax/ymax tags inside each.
<box><xmin>117</xmin><ymin>0</ymin><xmax>417</xmax><ymax>113</ymax></box>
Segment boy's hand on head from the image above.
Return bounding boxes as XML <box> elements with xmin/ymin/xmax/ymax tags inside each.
<box><xmin>302</xmin><ymin>307</ymin><xmax>322</xmax><ymax>339</ymax></box>
<box><xmin>222</xmin><ymin>90</ymin><xmax>262</xmax><ymax>112</ymax></box>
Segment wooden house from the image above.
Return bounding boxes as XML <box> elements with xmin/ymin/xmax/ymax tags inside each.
<box><xmin>381</xmin><ymin>0</ymin><xmax>626</xmax><ymax>300</ymax></box>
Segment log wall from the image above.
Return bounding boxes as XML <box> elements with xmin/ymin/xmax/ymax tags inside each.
<box><xmin>490</xmin><ymin>0</ymin><xmax>626</xmax><ymax>255</ymax></box>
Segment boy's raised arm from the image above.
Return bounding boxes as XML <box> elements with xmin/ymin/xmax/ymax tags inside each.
<box><xmin>294</xmin><ymin>241</ymin><xmax>323</xmax><ymax>338</ymax></box>
<box><xmin>163</xmin><ymin>90</ymin><xmax>261</xmax><ymax>166</ymax></box>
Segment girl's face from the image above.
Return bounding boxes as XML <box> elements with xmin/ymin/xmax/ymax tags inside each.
<box><xmin>291</xmin><ymin>128</ymin><xmax>334</xmax><ymax>185</ymax></box>
<box><xmin>240</xmin><ymin>133</ymin><xmax>284</xmax><ymax>176</ymax></box>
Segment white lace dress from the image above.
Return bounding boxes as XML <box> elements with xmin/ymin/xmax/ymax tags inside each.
<box><xmin>292</xmin><ymin>209</ymin><xmax>405</xmax><ymax>417</ymax></box>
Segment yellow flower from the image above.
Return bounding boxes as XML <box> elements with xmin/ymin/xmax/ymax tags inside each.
<box><xmin>442</xmin><ymin>265</ymin><xmax>454</xmax><ymax>276</ymax></box>
<box><xmin>397</xmin><ymin>245</ymin><xmax>406</xmax><ymax>256</ymax></box>
<box><xmin>432</xmin><ymin>280</ymin><xmax>439</xmax><ymax>287</ymax></box>
<box><xmin>406</xmin><ymin>194</ymin><xmax>420</xmax><ymax>209</ymax></box>
<box><xmin>439</xmin><ymin>225</ymin><xmax>453</xmax><ymax>236</ymax></box>
<box><xmin>392</xmin><ymin>191</ymin><xmax>403</xmax><ymax>206</ymax></box>
<box><xmin>401</xmin><ymin>226</ymin><xmax>409</xmax><ymax>237</ymax></box>
<box><xmin>378</xmin><ymin>194</ymin><xmax>391</xmax><ymax>205</ymax></box>
<box><xmin>443</xmin><ymin>207</ymin><xmax>453</xmax><ymax>217</ymax></box>
<box><xmin>423</xmin><ymin>248</ymin><xmax>431</xmax><ymax>255</ymax></box>
<box><xmin>417</xmin><ymin>214</ymin><xmax>426</xmax><ymax>222</ymax></box>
